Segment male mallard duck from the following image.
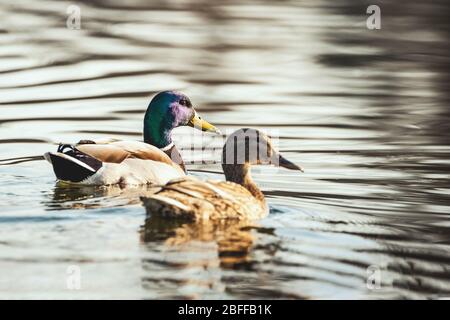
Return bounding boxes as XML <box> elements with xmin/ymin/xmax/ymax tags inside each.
<box><xmin>141</xmin><ymin>128</ymin><xmax>303</xmax><ymax>220</ymax></box>
<box><xmin>44</xmin><ymin>91</ymin><xmax>220</xmax><ymax>185</ymax></box>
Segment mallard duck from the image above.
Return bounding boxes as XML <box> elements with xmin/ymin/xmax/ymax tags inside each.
<box><xmin>44</xmin><ymin>91</ymin><xmax>220</xmax><ymax>185</ymax></box>
<box><xmin>141</xmin><ymin>128</ymin><xmax>303</xmax><ymax>220</ymax></box>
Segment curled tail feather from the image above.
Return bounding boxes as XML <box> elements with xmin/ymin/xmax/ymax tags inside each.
<box><xmin>44</xmin><ymin>144</ymin><xmax>103</xmax><ymax>183</ymax></box>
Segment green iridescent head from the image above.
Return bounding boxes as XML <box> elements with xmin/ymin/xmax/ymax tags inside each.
<box><xmin>143</xmin><ymin>91</ymin><xmax>220</xmax><ymax>148</ymax></box>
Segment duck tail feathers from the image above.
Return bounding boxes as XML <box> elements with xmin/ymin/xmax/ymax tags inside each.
<box><xmin>44</xmin><ymin>144</ymin><xmax>103</xmax><ymax>183</ymax></box>
<box><xmin>141</xmin><ymin>195</ymin><xmax>196</xmax><ymax>221</ymax></box>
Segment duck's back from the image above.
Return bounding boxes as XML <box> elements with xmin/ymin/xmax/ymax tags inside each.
<box><xmin>77</xmin><ymin>140</ymin><xmax>175</xmax><ymax>165</ymax></box>
<box><xmin>141</xmin><ymin>177</ymin><xmax>267</xmax><ymax>221</ymax></box>
<box><xmin>45</xmin><ymin>140</ymin><xmax>185</xmax><ymax>185</ymax></box>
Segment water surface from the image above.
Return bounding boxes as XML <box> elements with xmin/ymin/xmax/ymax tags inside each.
<box><xmin>0</xmin><ymin>0</ymin><xmax>449</xmax><ymax>299</ymax></box>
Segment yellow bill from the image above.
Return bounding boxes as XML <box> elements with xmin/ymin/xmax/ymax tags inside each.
<box><xmin>188</xmin><ymin>111</ymin><xmax>221</xmax><ymax>134</ymax></box>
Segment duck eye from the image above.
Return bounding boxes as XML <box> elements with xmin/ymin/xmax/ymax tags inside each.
<box><xmin>179</xmin><ymin>98</ymin><xmax>192</xmax><ymax>107</ymax></box>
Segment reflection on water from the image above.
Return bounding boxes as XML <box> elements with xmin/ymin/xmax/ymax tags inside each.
<box><xmin>142</xmin><ymin>217</ymin><xmax>256</xmax><ymax>269</ymax></box>
<box><xmin>45</xmin><ymin>183</ymin><xmax>160</xmax><ymax>211</ymax></box>
<box><xmin>0</xmin><ymin>0</ymin><xmax>449</xmax><ymax>299</ymax></box>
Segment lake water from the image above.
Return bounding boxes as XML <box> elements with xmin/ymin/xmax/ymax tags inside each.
<box><xmin>0</xmin><ymin>0</ymin><xmax>449</xmax><ymax>299</ymax></box>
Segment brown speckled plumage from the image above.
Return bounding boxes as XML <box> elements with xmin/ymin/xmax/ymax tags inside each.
<box><xmin>141</xmin><ymin>128</ymin><xmax>303</xmax><ymax>221</ymax></box>
<box><xmin>141</xmin><ymin>176</ymin><xmax>267</xmax><ymax>221</ymax></box>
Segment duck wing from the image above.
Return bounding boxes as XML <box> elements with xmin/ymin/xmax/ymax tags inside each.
<box><xmin>76</xmin><ymin>140</ymin><xmax>176</xmax><ymax>167</ymax></box>
<box><xmin>141</xmin><ymin>177</ymin><xmax>267</xmax><ymax>221</ymax></box>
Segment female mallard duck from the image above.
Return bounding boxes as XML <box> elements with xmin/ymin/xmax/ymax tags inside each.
<box><xmin>141</xmin><ymin>128</ymin><xmax>303</xmax><ymax>220</ymax></box>
<box><xmin>44</xmin><ymin>91</ymin><xmax>220</xmax><ymax>185</ymax></box>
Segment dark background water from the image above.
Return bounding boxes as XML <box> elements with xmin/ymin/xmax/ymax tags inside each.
<box><xmin>0</xmin><ymin>0</ymin><xmax>449</xmax><ymax>299</ymax></box>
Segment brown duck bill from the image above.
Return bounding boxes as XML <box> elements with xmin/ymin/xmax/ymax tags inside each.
<box><xmin>277</xmin><ymin>154</ymin><xmax>304</xmax><ymax>172</ymax></box>
<box><xmin>187</xmin><ymin>110</ymin><xmax>221</xmax><ymax>134</ymax></box>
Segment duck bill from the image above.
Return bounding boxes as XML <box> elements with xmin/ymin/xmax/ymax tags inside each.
<box><xmin>277</xmin><ymin>154</ymin><xmax>304</xmax><ymax>172</ymax></box>
<box><xmin>188</xmin><ymin>111</ymin><xmax>221</xmax><ymax>134</ymax></box>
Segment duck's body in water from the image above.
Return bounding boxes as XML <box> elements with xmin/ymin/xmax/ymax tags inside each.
<box><xmin>141</xmin><ymin>128</ymin><xmax>303</xmax><ymax>220</ymax></box>
<box><xmin>44</xmin><ymin>91</ymin><xmax>220</xmax><ymax>186</ymax></box>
